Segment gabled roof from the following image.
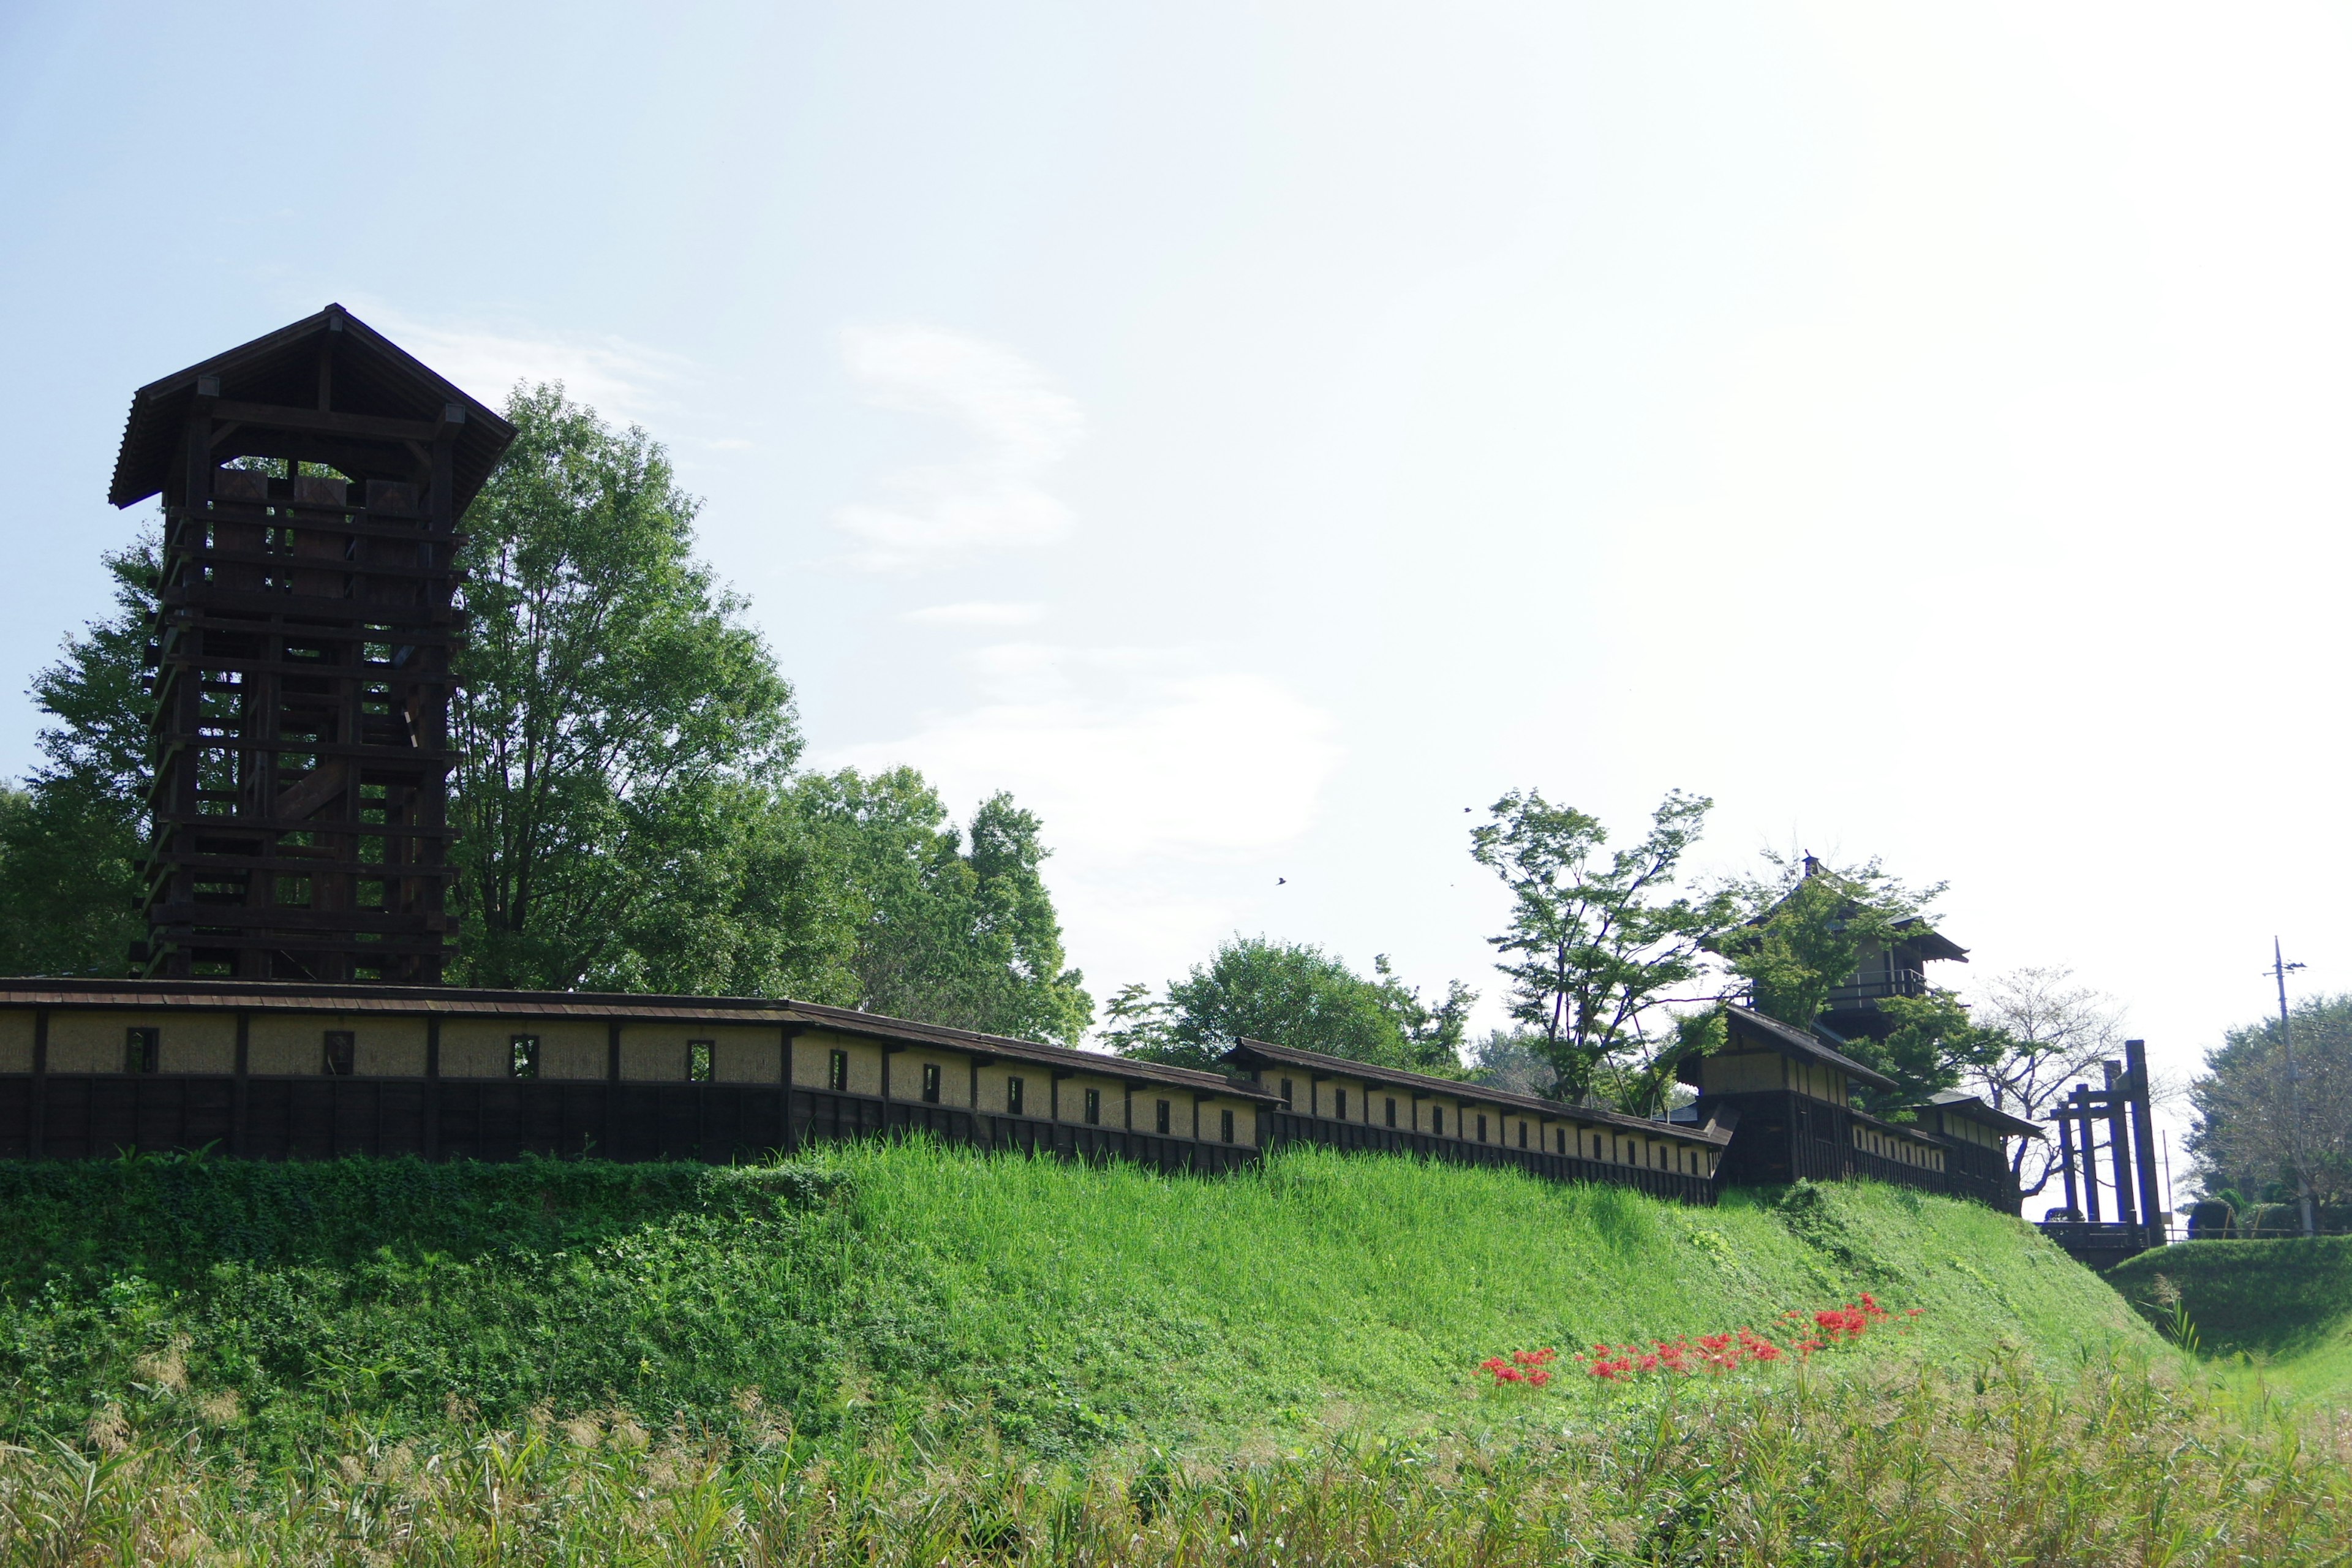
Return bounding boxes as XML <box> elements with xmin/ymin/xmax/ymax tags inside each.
<box><xmin>1733</xmin><ymin>869</ymin><xmax>1969</xmax><ymax>965</ymax></box>
<box><xmin>1700</xmin><ymin>1005</ymin><xmax>1901</xmax><ymax>1093</ymax></box>
<box><xmin>110</xmin><ymin>304</ymin><xmax>517</xmax><ymax>514</ymax></box>
<box><xmin>1221</xmin><ymin>1037</ymin><xmax>1733</xmax><ymax>1146</ymax></box>
<box><xmin>1918</xmin><ymin>1090</ymin><xmax>2045</xmax><ymax>1140</ymax></box>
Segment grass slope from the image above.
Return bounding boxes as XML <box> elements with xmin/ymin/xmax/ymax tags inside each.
<box><xmin>0</xmin><ymin>1142</ymin><xmax>2150</xmax><ymax>1461</ymax></box>
<box><xmin>2109</xmin><ymin>1235</ymin><xmax>2352</xmax><ymax>1400</ymax></box>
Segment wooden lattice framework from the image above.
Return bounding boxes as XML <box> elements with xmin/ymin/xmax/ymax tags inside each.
<box><xmin>108</xmin><ymin>306</ymin><xmax>515</xmax><ymax>982</ymax></box>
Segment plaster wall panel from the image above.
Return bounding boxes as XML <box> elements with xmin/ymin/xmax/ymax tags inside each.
<box><xmin>49</xmin><ymin>1010</ymin><xmax>235</xmax><ymax>1074</ymax></box>
<box><xmin>0</xmin><ymin>1009</ymin><xmax>34</xmax><ymax>1072</ymax></box>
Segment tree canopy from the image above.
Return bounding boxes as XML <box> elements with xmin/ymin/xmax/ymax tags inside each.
<box><xmin>451</xmin><ymin>385</ymin><xmax>809</xmax><ymax>992</ymax></box>
<box><xmin>1104</xmin><ymin>937</ymin><xmax>1471</xmax><ymax>1074</ymax></box>
<box><xmin>1712</xmin><ymin>850</ymin><xmax>1943</xmax><ymax>1030</ymax></box>
<box><xmin>2190</xmin><ymin>993</ymin><xmax>2352</xmax><ymax>1208</ymax></box>
<box><xmin>0</xmin><ymin>388</ymin><xmax>1090</xmax><ymax>1046</ymax></box>
<box><xmin>1470</xmin><ymin>788</ymin><xmax>1732</xmax><ymax>1105</ymax></box>
<box><xmin>1961</xmin><ymin>967</ymin><xmax>2124</xmax><ymax>1198</ymax></box>
<box><xmin>0</xmin><ymin>538</ymin><xmax>154</xmax><ymax>977</ymax></box>
<box><xmin>791</xmin><ymin>767</ymin><xmax>1093</xmax><ymax>1046</ymax></box>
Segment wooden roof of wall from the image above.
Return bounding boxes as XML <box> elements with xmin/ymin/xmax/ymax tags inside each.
<box><xmin>0</xmin><ymin>977</ymin><xmax>1276</xmax><ymax>1103</ymax></box>
<box><xmin>1221</xmin><ymin>1037</ymin><xmax>1733</xmax><ymax>1146</ymax></box>
<box><xmin>1918</xmin><ymin>1090</ymin><xmax>2044</xmax><ymax>1139</ymax></box>
<box><xmin>1710</xmin><ymin>1005</ymin><xmax>1900</xmax><ymax>1092</ymax></box>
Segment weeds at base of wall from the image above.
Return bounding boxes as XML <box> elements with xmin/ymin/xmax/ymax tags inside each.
<box><xmin>0</xmin><ymin>1352</ymin><xmax>2343</xmax><ymax>1566</ymax></box>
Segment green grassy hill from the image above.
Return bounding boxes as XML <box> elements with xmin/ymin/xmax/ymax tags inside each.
<box><xmin>0</xmin><ymin>1142</ymin><xmax>2150</xmax><ymax>1461</ymax></box>
<box><xmin>2108</xmin><ymin>1235</ymin><xmax>2352</xmax><ymax>1400</ymax></box>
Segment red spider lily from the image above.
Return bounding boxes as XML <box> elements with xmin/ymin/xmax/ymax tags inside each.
<box><xmin>1482</xmin><ymin>1302</ymin><xmax>1923</xmax><ymax>1387</ymax></box>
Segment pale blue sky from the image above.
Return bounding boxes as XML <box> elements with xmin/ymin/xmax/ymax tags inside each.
<box><xmin>6</xmin><ymin>2</ymin><xmax>2350</xmax><ymax>1171</ymax></box>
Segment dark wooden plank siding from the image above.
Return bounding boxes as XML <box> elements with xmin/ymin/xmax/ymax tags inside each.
<box><xmin>0</xmin><ymin>1075</ymin><xmax>1257</xmax><ymax>1180</ymax></box>
<box><xmin>1259</xmin><ymin>1109</ymin><xmax>1718</xmax><ymax>1206</ymax></box>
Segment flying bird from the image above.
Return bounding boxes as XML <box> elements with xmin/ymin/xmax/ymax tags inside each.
<box><xmin>1276</xmin><ymin>876</ymin><xmax>1287</xmax><ymax>885</ymax></box>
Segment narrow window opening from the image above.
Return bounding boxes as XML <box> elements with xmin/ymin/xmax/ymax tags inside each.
<box><xmin>1220</xmin><ymin>1108</ymin><xmax>1235</xmax><ymax>1144</ymax></box>
<box><xmin>1430</xmin><ymin>1106</ymin><xmax>1442</xmax><ymax>1136</ymax></box>
<box><xmin>1007</xmin><ymin>1075</ymin><xmax>1026</xmax><ymax>1115</ymax></box>
<box><xmin>1083</xmin><ymin>1087</ymin><xmax>1101</xmax><ymax>1125</ymax></box>
<box><xmin>921</xmin><ymin>1062</ymin><xmax>942</xmax><ymax>1104</ymax></box>
<box><xmin>1477</xmin><ymin>1114</ymin><xmax>1488</xmax><ymax>1144</ymax></box>
<box><xmin>1155</xmin><ymin>1098</ymin><xmax>1171</xmax><ymax>1134</ymax></box>
<box><xmin>126</xmin><ymin>1027</ymin><xmax>160</xmax><ymax>1075</ymax></box>
<box><xmin>1280</xmin><ymin>1077</ymin><xmax>1293</xmax><ymax>1107</ymax></box>
<box><xmin>323</xmin><ymin>1030</ymin><xmax>355</xmax><ymax>1077</ymax></box>
<box><xmin>1555</xmin><ymin>1128</ymin><xmax>1567</xmax><ymax>1155</ymax></box>
<box><xmin>1334</xmin><ymin>1088</ymin><xmax>1347</xmax><ymax>1120</ymax></box>
<box><xmin>510</xmin><ymin>1034</ymin><xmax>540</xmax><ymax>1079</ymax></box>
<box><xmin>1518</xmin><ymin>1121</ymin><xmax>1528</xmax><ymax>1149</ymax></box>
<box><xmin>827</xmin><ymin>1048</ymin><xmax>849</xmax><ymax>1093</ymax></box>
<box><xmin>1384</xmin><ymin>1097</ymin><xmax>1396</xmax><ymax>1128</ymax></box>
<box><xmin>688</xmin><ymin>1039</ymin><xmax>713</xmax><ymax>1082</ymax></box>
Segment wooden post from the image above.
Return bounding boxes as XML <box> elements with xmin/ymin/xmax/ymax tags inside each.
<box><xmin>423</xmin><ymin>1016</ymin><xmax>441</xmax><ymax>1161</ymax></box>
<box><xmin>231</xmin><ymin>1010</ymin><xmax>250</xmax><ymax>1156</ymax></box>
<box><xmin>2057</xmin><ymin>1108</ymin><xmax>2080</xmax><ymax>1216</ymax></box>
<box><xmin>2125</xmin><ymin>1039</ymin><xmax>2166</xmax><ymax>1244</ymax></box>
<box><xmin>28</xmin><ymin>1008</ymin><xmax>47</xmax><ymax>1159</ymax></box>
<box><xmin>2088</xmin><ymin>1090</ymin><xmax>2107</xmax><ymax>1222</ymax></box>
<box><xmin>781</xmin><ymin>1025</ymin><xmax>802</xmax><ymax>1155</ymax></box>
<box><xmin>604</xmin><ymin>1020</ymin><xmax>622</xmax><ymax>1159</ymax></box>
<box><xmin>2102</xmin><ymin>1061</ymin><xmax>2138</xmax><ymax>1229</ymax></box>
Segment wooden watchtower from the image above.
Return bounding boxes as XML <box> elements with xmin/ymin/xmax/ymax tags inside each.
<box><xmin>108</xmin><ymin>306</ymin><xmax>515</xmax><ymax>983</ymax></box>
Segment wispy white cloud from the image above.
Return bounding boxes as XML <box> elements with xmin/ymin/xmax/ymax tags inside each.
<box><xmin>823</xmin><ymin>644</ymin><xmax>1339</xmax><ymax>865</ymax></box>
<box><xmin>352</xmin><ymin>304</ymin><xmax>689</xmax><ymax>426</ymax></box>
<box><xmin>832</xmin><ymin>323</ymin><xmax>1083</xmax><ymax>570</ymax></box>
<box><xmin>899</xmin><ymin>601</ymin><xmax>1046</xmax><ymax>627</ymax></box>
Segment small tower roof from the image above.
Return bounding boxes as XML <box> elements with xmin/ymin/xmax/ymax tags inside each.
<box><xmin>109</xmin><ymin>303</ymin><xmax>516</xmax><ymax>513</ymax></box>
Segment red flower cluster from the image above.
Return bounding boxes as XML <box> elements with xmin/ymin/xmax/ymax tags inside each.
<box><xmin>1479</xmin><ymin>1348</ymin><xmax>1559</xmax><ymax>1387</ymax></box>
<box><xmin>1485</xmin><ymin>1295</ymin><xmax>1915</xmax><ymax>1387</ymax></box>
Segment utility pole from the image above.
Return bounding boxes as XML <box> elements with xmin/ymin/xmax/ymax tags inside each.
<box><xmin>2272</xmin><ymin>937</ymin><xmax>2315</xmax><ymax>1239</ymax></box>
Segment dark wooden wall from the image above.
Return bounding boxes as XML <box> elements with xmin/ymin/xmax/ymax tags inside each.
<box><xmin>1258</xmin><ymin>1108</ymin><xmax>1719</xmax><ymax>1205</ymax></box>
<box><xmin>1700</xmin><ymin>1089</ymin><xmax>2018</xmax><ymax>1211</ymax></box>
<box><xmin>0</xmin><ymin>1074</ymin><xmax>1257</xmax><ymax>1177</ymax></box>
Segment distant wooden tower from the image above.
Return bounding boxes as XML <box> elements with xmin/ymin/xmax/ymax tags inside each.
<box><xmin>108</xmin><ymin>306</ymin><xmax>515</xmax><ymax>983</ymax></box>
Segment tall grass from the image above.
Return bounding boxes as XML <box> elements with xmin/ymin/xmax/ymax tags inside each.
<box><xmin>2</xmin><ymin>1352</ymin><xmax>2342</xmax><ymax>1565</ymax></box>
<box><xmin>0</xmin><ymin>1142</ymin><xmax>2150</xmax><ymax>1462</ymax></box>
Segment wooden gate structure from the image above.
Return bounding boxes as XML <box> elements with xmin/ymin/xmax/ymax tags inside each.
<box><xmin>2036</xmin><ymin>1038</ymin><xmax>2168</xmax><ymax>1268</ymax></box>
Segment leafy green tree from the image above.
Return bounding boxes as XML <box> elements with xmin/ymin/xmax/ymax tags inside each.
<box><xmin>1105</xmin><ymin>937</ymin><xmax>1470</xmax><ymax>1073</ymax></box>
<box><xmin>791</xmin><ymin>767</ymin><xmax>1093</xmax><ymax>1046</ymax></box>
<box><xmin>0</xmin><ymin>537</ymin><xmax>157</xmax><ymax>975</ymax></box>
<box><xmin>2189</xmin><ymin>995</ymin><xmax>2352</xmax><ymax>1208</ymax></box>
<box><xmin>1470</xmin><ymin>788</ymin><xmax>1733</xmax><ymax>1105</ymax></box>
<box><xmin>3</xmin><ymin>394</ymin><xmax>1091</xmax><ymax>1036</ymax></box>
<box><xmin>450</xmin><ymin>385</ymin><xmax>807</xmax><ymax>991</ymax></box>
<box><xmin>1466</xmin><ymin>1028</ymin><xmax>1551</xmax><ymax>1096</ymax></box>
<box><xmin>1852</xmin><ymin>990</ymin><xmax>2015</xmax><ymax>1117</ymax></box>
<box><xmin>1712</xmin><ymin>850</ymin><xmax>1942</xmax><ymax>1028</ymax></box>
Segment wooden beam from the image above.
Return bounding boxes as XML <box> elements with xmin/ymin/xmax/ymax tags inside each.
<box><xmin>209</xmin><ymin>400</ymin><xmax>442</xmax><ymax>443</ymax></box>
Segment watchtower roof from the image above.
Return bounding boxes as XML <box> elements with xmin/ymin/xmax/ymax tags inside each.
<box><xmin>109</xmin><ymin>303</ymin><xmax>516</xmax><ymax>513</ymax></box>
